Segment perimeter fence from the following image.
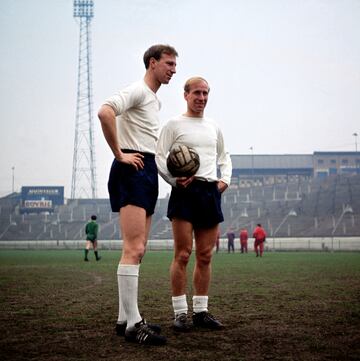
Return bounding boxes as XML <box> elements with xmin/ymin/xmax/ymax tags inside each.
<box><xmin>1</xmin><ymin>237</ymin><xmax>359</xmax><ymax>251</ymax></box>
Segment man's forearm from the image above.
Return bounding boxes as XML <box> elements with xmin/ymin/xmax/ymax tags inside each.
<box><xmin>98</xmin><ymin>105</ymin><xmax>122</xmax><ymax>159</ymax></box>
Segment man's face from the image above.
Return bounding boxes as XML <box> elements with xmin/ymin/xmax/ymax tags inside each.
<box><xmin>152</xmin><ymin>53</ymin><xmax>177</xmax><ymax>84</ymax></box>
<box><xmin>184</xmin><ymin>80</ymin><xmax>209</xmax><ymax>116</ymax></box>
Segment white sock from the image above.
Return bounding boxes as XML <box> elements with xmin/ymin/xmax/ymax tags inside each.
<box><xmin>193</xmin><ymin>295</ymin><xmax>208</xmax><ymax>313</ymax></box>
<box><xmin>116</xmin><ymin>263</ymin><xmax>127</xmax><ymax>324</ymax></box>
<box><xmin>117</xmin><ymin>264</ymin><xmax>142</xmax><ymax>329</ymax></box>
<box><xmin>172</xmin><ymin>294</ymin><xmax>188</xmax><ymax>317</ymax></box>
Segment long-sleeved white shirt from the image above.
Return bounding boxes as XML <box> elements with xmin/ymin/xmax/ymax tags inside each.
<box><xmin>156</xmin><ymin>115</ymin><xmax>232</xmax><ymax>187</ymax></box>
<box><xmin>103</xmin><ymin>80</ymin><xmax>161</xmax><ymax>154</ymax></box>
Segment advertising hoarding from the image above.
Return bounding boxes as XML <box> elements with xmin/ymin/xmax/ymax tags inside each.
<box><xmin>20</xmin><ymin>186</ymin><xmax>64</xmax><ymax>213</ymax></box>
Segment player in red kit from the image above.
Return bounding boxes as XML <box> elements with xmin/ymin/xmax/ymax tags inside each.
<box><xmin>253</xmin><ymin>224</ymin><xmax>266</xmax><ymax>257</ymax></box>
<box><xmin>239</xmin><ymin>228</ymin><xmax>248</xmax><ymax>253</ymax></box>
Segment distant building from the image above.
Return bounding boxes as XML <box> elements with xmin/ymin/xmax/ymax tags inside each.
<box><xmin>313</xmin><ymin>152</ymin><xmax>360</xmax><ymax>178</ymax></box>
<box><xmin>230</xmin><ymin>151</ymin><xmax>360</xmax><ymax>188</ymax></box>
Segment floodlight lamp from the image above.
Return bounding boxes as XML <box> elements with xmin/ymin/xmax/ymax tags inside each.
<box><xmin>73</xmin><ymin>0</ymin><xmax>94</xmax><ymax>18</ymax></box>
<box><xmin>344</xmin><ymin>205</ymin><xmax>353</xmax><ymax>214</ymax></box>
<box><xmin>288</xmin><ymin>210</ymin><xmax>297</xmax><ymax>217</ymax></box>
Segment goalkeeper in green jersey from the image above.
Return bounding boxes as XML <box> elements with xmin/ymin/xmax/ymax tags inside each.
<box><xmin>84</xmin><ymin>215</ymin><xmax>101</xmax><ymax>261</ymax></box>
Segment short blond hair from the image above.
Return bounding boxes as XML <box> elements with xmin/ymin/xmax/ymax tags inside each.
<box><xmin>184</xmin><ymin>77</ymin><xmax>210</xmax><ymax>93</ymax></box>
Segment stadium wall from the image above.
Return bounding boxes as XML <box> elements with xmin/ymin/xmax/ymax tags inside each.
<box><xmin>0</xmin><ymin>237</ymin><xmax>359</xmax><ymax>251</ymax></box>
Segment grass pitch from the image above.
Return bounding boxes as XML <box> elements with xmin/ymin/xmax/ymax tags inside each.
<box><xmin>0</xmin><ymin>250</ymin><xmax>359</xmax><ymax>361</ymax></box>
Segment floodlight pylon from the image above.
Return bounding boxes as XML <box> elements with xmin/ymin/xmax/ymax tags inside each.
<box><xmin>71</xmin><ymin>0</ymin><xmax>97</xmax><ymax>198</ymax></box>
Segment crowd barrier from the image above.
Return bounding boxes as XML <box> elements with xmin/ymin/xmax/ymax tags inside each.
<box><xmin>0</xmin><ymin>237</ymin><xmax>359</xmax><ymax>251</ymax></box>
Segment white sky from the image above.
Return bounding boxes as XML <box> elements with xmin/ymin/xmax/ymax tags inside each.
<box><xmin>0</xmin><ymin>0</ymin><xmax>359</xmax><ymax>199</ymax></box>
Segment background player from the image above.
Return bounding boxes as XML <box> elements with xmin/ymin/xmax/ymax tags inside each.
<box><xmin>253</xmin><ymin>223</ymin><xmax>266</xmax><ymax>257</ymax></box>
<box><xmin>240</xmin><ymin>228</ymin><xmax>248</xmax><ymax>253</ymax></box>
<box><xmin>84</xmin><ymin>215</ymin><xmax>100</xmax><ymax>261</ymax></box>
<box><xmin>226</xmin><ymin>227</ymin><xmax>235</xmax><ymax>253</ymax></box>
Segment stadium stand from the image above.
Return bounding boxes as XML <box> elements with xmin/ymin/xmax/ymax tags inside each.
<box><xmin>0</xmin><ymin>174</ymin><xmax>359</xmax><ymax>241</ymax></box>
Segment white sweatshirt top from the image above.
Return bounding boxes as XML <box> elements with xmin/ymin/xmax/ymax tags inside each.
<box><xmin>103</xmin><ymin>80</ymin><xmax>161</xmax><ymax>154</ymax></box>
<box><xmin>156</xmin><ymin>115</ymin><xmax>232</xmax><ymax>187</ymax></box>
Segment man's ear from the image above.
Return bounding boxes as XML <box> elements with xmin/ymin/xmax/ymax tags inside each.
<box><xmin>149</xmin><ymin>57</ymin><xmax>157</xmax><ymax>69</ymax></box>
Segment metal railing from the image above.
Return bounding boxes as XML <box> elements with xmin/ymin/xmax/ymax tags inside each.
<box><xmin>0</xmin><ymin>237</ymin><xmax>359</xmax><ymax>251</ymax></box>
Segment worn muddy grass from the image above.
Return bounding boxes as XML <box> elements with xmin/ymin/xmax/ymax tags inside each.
<box><xmin>0</xmin><ymin>250</ymin><xmax>359</xmax><ymax>361</ymax></box>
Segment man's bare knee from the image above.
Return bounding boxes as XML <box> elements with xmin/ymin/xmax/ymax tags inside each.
<box><xmin>196</xmin><ymin>250</ymin><xmax>212</xmax><ymax>267</ymax></box>
<box><xmin>175</xmin><ymin>249</ymin><xmax>192</xmax><ymax>266</ymax></box>
<box><xmin>135</xmin><ymin>243</ymin><xmax>146</xmax><ymax>260</ymax></box>
<box><xmin>122</xmin><ymin>242</ymin><xmax>146</xmax><ymax>263</ymax></box>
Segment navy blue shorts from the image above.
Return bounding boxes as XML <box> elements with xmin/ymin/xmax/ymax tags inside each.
<box><xmin>108</xmin><ymin>150</ymin><xmax>159</xmax><ymax>215</ymax></box>
<box><xmin>167</xmin><ymin>179</ymin><xmax>224</xmax><ymax>229</ymax></box>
